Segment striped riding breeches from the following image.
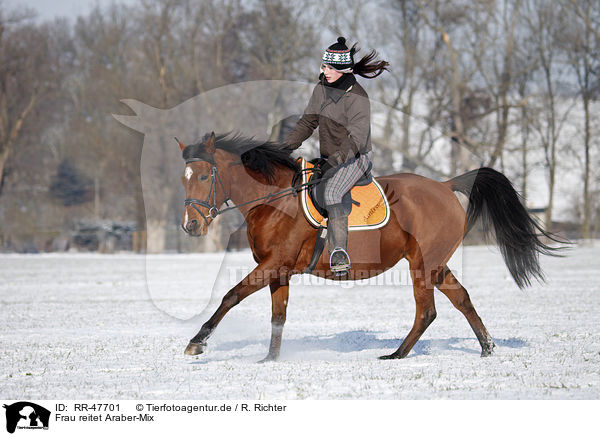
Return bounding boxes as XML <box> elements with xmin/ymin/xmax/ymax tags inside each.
<box><xmin>323</xmin><ymin>153</ymin><xmax>372</xmax><ymax>207</ymax></box>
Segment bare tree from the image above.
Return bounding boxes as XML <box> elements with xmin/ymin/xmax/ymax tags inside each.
<box><xmin>525</xmin><ymin>0</ymin><xmax>576</xmax><ymax>228</ymax></box>
<box><xmin>0</xmin><ymin>5</ymin><xmax>55</xmax><ymax>193</ymax></box>
<box><xmin>415</xmin><ymin>0</ymin><xmax>509</xmax><ymax>174</ymax></box>
<box><xmin>560</xmin><ymin>0</ymin><xmax>599</xmax><ymax>238</ymax></box>
<box><xmin>376</xmin><ymin>1</ymin><xmax>432</xmax><ymax>175</ymax></box>
<box><xmin>471</xmin><ymin>0</ymin><xmax>533</xmax><ymax>169</ymax></box>
<box><xmin>178</xmin><ymin>0</ymin><xmax>245</xmax><ymax>96</ymax></box>
<box><xmin>238</xmin><ymin>0</ymin><xmax>319</xmax><ymax>141</ymax></box>
<box><xmin>71</xmin><ymin>4</ymin><xmax>143</xmax><ymax>228</ymax></box>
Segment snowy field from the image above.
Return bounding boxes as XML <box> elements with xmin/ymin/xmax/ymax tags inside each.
<box><xmin>1</xmin><ymin>244</ymin><xmax>599</xmax><ymax>400</ymax></box>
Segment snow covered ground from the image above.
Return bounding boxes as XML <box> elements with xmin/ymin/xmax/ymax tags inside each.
<box><xmin>1</xmin><ymin>244</ymin><xmax>599</xmax><ymax>400</ymax></box>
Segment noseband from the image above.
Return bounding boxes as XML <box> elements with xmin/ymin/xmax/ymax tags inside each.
<box><xmin>183</xmin><ymin>157</ymin><xmax>231</xmax><ymax>228</ymax></box>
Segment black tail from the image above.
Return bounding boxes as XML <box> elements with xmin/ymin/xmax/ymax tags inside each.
<box><xmin>448</xmin><ymin>167</ymin><xmax>567</xmax><ymax>288</ymax></box>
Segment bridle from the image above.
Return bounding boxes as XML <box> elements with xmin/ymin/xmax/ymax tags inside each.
<box><xmin>183</xmin><ymin>156</ymin><xmax>232</xmax><ymax>228</ymax></box>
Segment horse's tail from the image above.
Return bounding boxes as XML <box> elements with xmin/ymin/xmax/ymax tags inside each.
<box><xmin>446</xmin><ymin>167</ymin><xmax>567</xmax><ymax>288</ymax></box>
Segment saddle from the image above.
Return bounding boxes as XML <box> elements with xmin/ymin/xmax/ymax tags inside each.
<box><xmin>297</xmin><ymin>158</ymin><xmax>390</xmax><ymax>231</ymax></box>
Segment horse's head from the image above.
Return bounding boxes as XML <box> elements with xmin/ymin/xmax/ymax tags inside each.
<box><xmin>178</xmin><ymin>132</ymin><xmax>229</xmax><ymax>236</ymax></box>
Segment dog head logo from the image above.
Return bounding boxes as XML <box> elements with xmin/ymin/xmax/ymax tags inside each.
<box><xmin>3</xmin><ymin>402</ymin><xmax>50</xmax><ymax>434</ymax></box>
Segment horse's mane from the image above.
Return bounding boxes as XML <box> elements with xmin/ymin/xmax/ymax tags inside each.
<box><xmin>189</xmin><ymin>132</ymin><xmax>300</xmax><ymax>182</ymax></box>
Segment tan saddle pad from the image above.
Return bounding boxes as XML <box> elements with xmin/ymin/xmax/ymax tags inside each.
<box><xmin>298</xmin><ymin>158</ymin><xmax>390</xmax><ymax>231</ymax></box>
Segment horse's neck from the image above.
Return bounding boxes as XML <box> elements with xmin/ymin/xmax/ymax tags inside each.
<box><xmin>225</xmin><ymin>161</ymin><xmax>295</xmax><ymax>219</ymax></box>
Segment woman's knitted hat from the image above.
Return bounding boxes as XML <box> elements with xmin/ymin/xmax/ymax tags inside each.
<box><xmin>322</xmin><ymin>37</ymin><xmax>354</xmax><ymax>73</ymax></box>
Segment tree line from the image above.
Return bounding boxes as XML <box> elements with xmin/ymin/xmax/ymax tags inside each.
<box><xmin>0</xmin><ymin>0</ymin><xmax>597</xmax><ymax>252</ymax></box>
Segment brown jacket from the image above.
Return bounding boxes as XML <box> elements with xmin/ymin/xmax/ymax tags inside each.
<box><xmin>285</xmin><ymin>75</ymin><xmax>371</xmax><ymax>166</ymax></box>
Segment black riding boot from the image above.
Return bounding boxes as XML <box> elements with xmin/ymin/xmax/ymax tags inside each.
<box><xmin>327</xmin><ymin>204</ymin><xmax>350</xmax><ymax>276</ymax></box>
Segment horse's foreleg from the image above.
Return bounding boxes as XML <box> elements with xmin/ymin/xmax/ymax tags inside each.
<box><xmin>184</xmin><ymin>259</ymin><xmax>280</xmax><ymax>356</ymax></box>
<box><xmin>436</xmin><ymin>267</ymin><xmax>495</xmax><ymax>357</ymax></box>
<box><xmin>380</xmin><ymin>264</ymin><xmax>436</xmax><ymax>360</ymax></box>
<box><xmin>258</xmin><ymin>281</ymin><xmax>289</xmax><ymax>362</ymax></box>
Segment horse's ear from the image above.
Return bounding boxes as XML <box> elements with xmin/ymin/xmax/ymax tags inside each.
<box><xmin>205</xmin><ymin>131</ymin><xmax>216</xmax><ymax>154</ymax></box>
<box><xmin>175</xmin><ymin>137</ymin><xmax>186</xmax><ymax>152</ymax></box>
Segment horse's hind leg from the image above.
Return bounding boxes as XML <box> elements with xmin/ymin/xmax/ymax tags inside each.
<box><xmin>380</xmin><ymin>261</ymin><xmax>437</xmax><ymax>360</ymax></box>
<box><xmin>436</xmin><ymin>267</ymin><xmax>495</xmax><ymax>357</ymax></box>
<box><xmin>258</xmin><ymin>281</ymin><xmax>289</xmax><ymax>362</ymax></box>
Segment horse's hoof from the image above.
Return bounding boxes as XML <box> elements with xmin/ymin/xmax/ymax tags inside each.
<box><xmin>257</xmin><ymin>354</ymin><xmax>279</xmax><ymax>363</ymax></box>
<box><xmin>480</xmin><ymin>342</ymin><xmax>496</xmax><ymax>357</ymax></box>
<box><xmin>379</xmin><ymin>353</ymin><xmax>402</xmax><ymax>360</ymax></box>
<box><xmin>184</xmin><ymin>342</ymin><xmax>206</xmax><ymax>356</ymax></box>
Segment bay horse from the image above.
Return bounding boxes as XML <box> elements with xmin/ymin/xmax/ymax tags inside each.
<box><xmin>177</xmin><ymin>132</ymin><xmax>561</xmax><ymax>361</ymax></box>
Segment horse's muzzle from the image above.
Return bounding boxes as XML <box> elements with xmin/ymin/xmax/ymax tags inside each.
<box><xmin>182</xmin><ymin>219</ymin><xmax>208</xmax><ymax>237</ymax></box>
<box><xmin>185</xmin><ymin>219</ymin><xmax>199</xmax><ymax>234</ymax></box>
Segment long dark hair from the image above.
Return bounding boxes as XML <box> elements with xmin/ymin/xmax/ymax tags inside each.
<box><xmin>351</xmin><ymin>43</ymin><xmax>389</xmax><ymax>78</ymax></box>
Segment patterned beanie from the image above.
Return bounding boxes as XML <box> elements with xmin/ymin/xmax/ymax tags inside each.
<box><xmin>322</xmin><ymin>37</ymin><xmax>354</xmax><ymax>73</ymax></box>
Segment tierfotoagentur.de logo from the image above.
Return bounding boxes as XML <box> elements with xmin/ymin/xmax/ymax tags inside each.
<box><xmin>3</xmin><ymin>402</ymin><xmax>50</xmax><ymax>434</ymax></box>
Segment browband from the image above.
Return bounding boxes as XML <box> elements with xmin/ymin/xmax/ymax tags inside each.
<box><xmin>185</xmin><ymin>156</ymin><xmax>214</xmax><ymax>164</ymax></box>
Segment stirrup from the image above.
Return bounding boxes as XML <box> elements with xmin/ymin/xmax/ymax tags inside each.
<box><xmin>330</xmin><ymin>247</ymin><xmax>350</xmax><ymax>276</ymax></box>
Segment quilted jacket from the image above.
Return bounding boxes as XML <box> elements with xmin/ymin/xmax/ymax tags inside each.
<box><xmin>285</xmin><ymin>74</ymin><xmax>371</xmax><ymax>166</ymax></box>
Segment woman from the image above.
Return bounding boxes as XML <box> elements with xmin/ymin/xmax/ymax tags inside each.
<box><xmin>285</xmin><ymin>37</ymin><xmax>389</xmax><ymax>275</ymax></box>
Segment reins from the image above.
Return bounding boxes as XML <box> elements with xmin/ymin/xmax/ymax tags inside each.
<box><xmin>184</xmin><ymin>161</ymin><xmax>325</xmax><ymax>221</ymax></box>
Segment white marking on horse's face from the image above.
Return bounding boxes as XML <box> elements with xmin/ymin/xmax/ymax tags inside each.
<box><xmin>183</xmin><ymin>209</ymin><xmax>189</xmax><ymax>229</ymax></box>
<box><xmin>184</xmin><ymin>166</ymin><xmax>193</xmax><ymax>181</ymax></box>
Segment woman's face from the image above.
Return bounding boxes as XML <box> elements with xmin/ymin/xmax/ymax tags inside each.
<box><xmin>321</xmin><ymin>64</ymin><xmax>343</xmax><ymax>83</ymax></box>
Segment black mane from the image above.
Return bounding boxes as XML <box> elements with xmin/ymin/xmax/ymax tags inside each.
<box><xmin>184</xmin><ymin>132</ymin><xmax>300</xmax><ymax>182</ymax></box>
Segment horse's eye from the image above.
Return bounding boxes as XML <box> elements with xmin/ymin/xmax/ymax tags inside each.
<box><xmin>199</xmin><ymin>175</ymin><xmax>209</xmax><ymax>181</ymax></box>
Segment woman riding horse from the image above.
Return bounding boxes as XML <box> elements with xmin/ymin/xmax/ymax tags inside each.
<box><xmin>285</xmin><ymin>37</ymin><xmax>389</xmax><ymax>276</ymax></box>
<box><xmin>177</xmin><ymin>132</ymin><xmax>563</xmax><ymax>361</ymax></box>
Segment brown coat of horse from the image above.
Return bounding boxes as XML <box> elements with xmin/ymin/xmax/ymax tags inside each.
<box><xmin>178</xmin><ymin>133</ymin><xmax>561</xmax><ymax>361</ymax></box>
